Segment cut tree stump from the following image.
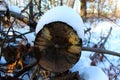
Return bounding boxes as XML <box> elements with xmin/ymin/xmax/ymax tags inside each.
<box><xmin>35</xmin><ymin>21</ymin><xmax>82</xmax><ymax>73</ymax></box>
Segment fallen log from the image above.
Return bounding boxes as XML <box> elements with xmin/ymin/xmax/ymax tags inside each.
<box><xmin>35</xmin><ymin>22</ymin><xmax>82</xmax><ymax>73</ymax></box>
<box><xmin>8</xmin><ymin>10</ymin><xmax>37</xmax><ymax>29</ymax></box>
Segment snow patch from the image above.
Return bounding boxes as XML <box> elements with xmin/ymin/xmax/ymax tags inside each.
<box><xmin>70</xmin><ymin>56</ymin><xmax>91</xmax><ymax>73</ymax></box>
<box><xmin>80</xmin><ymin>66</ymin><xmax>108</xmax><ymax>80</ymax></box>
<box><xmin>8</xmin><ymin>5</ymin><xmax>21</xmax><ymax>13</ymax></box>
<box><xmin>35</xmin><ymin>6</ymin><xmax>84</xmax><ymax>40</ymax></box>
<box><xmin>13</xmin><ymin>28</ymin><xmax>35</xmax><ymax>46</ymax></box>
<box><xmin>70</xmin><ymin>51</ymin><xmax>92</xmax><ymax>74</ymax></box>
<box><xmin>0</xmin><ymin>56</ymin><xmax>7</xmax><ymax>64</ymax></box>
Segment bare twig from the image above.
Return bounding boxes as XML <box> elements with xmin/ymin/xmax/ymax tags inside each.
<box><xmin>100</xmin><ymin>14</ymin><xmax>120</xmax><ymax>27</ymax></box>
<box><xmin>82</xmin><ymin>47</ymin><xmax>120</xmax><ymax>57</ymax></box>
<box><xmin>102</xmin><ymin>27</ymin><xmax>112</xmax><ymax>46</ymax></box>
<box><xmin>90</xmin><ymin>26</ymin><xmax>112</xmax><ymax>62</ymax></box>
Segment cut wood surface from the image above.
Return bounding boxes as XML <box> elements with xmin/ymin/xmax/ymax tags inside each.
<box><xmin>35</xmin><ymin>22</ymin><xmax>82</xmax><ymax>72</ymax></box>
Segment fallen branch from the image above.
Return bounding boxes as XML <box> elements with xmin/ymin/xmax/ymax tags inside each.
<box><xmin>9</xmin><ymin>10</ymin><xmax>37</xmax><ymax>29</ymax></box>
<box><xmin>82</xmin><ymin>47</ymin><xmax>120</xmax><ymax>57</ymax></box>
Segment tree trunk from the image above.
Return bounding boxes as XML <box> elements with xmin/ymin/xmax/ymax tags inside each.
<box><xmin>29</xmin><ymin>0</ymin><xmax>34</xmax><ymax>21</ymax></box>
<box><xmin>66</xmin><ymin>0</ymin><xmax>75</xmax><ymax>8</ymax></box>
<box><xmin>98</xmin><ymin>0</ymin><xmax>101</xmax><ymax>18</ymax></box>
<box><xmin>80</xmin><ymin>0</ymin><xmax>87</xmax><ymax>21</ymax></box>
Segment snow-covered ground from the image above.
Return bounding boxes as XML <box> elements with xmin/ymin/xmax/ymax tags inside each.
<box><xmin>72</xmin><ymin>19</ymin><xmax>120</xmax><ymax>80</ymax></box>
<box><xmin>1</xmin><ymin>5</ymin><xmax>120</xmax><ymax>80</ymax></box>
<box><xmin>31</xmin><ymin>6</ymin><xmax>111</xmax><ymax>80</ymax></box>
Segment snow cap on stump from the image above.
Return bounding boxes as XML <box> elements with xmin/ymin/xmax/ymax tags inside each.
<box><xmin>35</xmin><ymin>5</ymin><xmax>84</xmax><ymax>40</ymax></box>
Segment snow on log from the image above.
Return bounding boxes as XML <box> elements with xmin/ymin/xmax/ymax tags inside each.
<box><xmin>35</xmin><ymin>6</ymin><xmax>84</xmax><ymax>40</ymax></box>
<box><xmin>35</xmin><ymin>6</ymin><xmax>84</xmax><ymax>73</ymax></box>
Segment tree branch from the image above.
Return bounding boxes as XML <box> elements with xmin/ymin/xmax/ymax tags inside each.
<box><xmin>9</xmin><ymin>10</ymin><xmax>37</xmax><ymax>29</ymax></box>
<box><xmin>82</xmin><ymin>47</ymin><xmax>120</xmax><ymax>57</ymax></box>
<box><xmin>102</xmin><ymin>27</ymin><xmax>112</xmax><ymax>46</ymax></box>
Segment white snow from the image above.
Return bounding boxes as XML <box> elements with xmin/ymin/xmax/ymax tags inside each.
<box><xmin>35</xmin><ymin>6</ymin><xmax>84</xmax><ymax>40</ymax></box>
<box><xmin>70</xmin><ymin>19</ymin><xmax>120</xmax><ymax>80</ymax></box>
<box><xmin>80</xmin><ymin>66</ymin><xmax>108</xmax><ymax>80</ymax></box>
<box><xmin>8</xmin><ymin>31</ymin><xmax>13</xmax><ymax>36</ymax></box>
<box><xmin>4</xmin><ymin>0</ymin><xmax>10</xmax><ymax>6</ymax></box>
<box><xmin>71</xmin><ymin>51</ymin><xmax>109</xmax><ymax>80</ymax></box>
<box><xmin>1</xmin><ymin>4</ymin><xmax>120</xmax><ymax>80</ymax></box>
<box><xmin>0</xmin><ymin>56</ymin><xmax>7</xmax><ymax>64</ymax></box>
<box><xmin>8</xmin><ymin>5</ymin><xmax>21</xmax><ymax>13</ymax></box>
<box><xmin>12</xmin><ymin>27</ymin><xmax>35</xmax><ymax>46</ymax></box>
<box><xmin>70</xmin><ymin>51</ymin><xmax>92</xmax><ymax>72</ymax></box>
<box><xmin>86</xmin><ymin>20</ymin><xmax>120</xmax><ymax>52</ymax></box>
<box><xmin>79</xmin><ymin>19</ymin><xmax>120</xmax><ymax>80</ymax></box>
<box><xmin>4</xmin><ymin>0</ymin><xmax>21</xmax><ymax>13</ymax></box>
<box><xmin>70</xmin><ymin>51</ymin><xmax>109</xmax><ymax>80</ymax></box>
<box><xmin>73</xmin><ymin>0</ymin><xmax>80</xmax><ymax>13</ymax></box>
<box><xmin>0</xmin><ymin>0</ymin><xmax>7</xmax><ymax>12</ymax></box>
<box><xmin>0</xmin><ymin>5</ymin><xmax>7</xmax><ymax>11</ymax></box>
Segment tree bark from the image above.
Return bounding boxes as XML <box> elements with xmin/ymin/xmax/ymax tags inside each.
<box><xmin>98</xmin><ymin>0</ymin><xmax>101</xmax><ymax>18</ymax></box>
<box><xmin>67</xmin><ymin>0</ymin><xmax>75</xmax><ymax>8</ymax></box>
<box><xmin>9</xmin><ymin>10</ymin><xmax>37</xmax><ymax>29</ymax></box>
<box><xmin>29</xmin><ymin>0</ymin><xmax>34</xmax><ymax>21</ymax></box>
<box><xmin>82</xmin><ymin>47</ymin><xmax>120</xmax><ymax>57</ymax></box>
<box><xmin>80</xmin><ymin>0</ymin><xmax>87</xmax><ymax>21</ymax></box>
